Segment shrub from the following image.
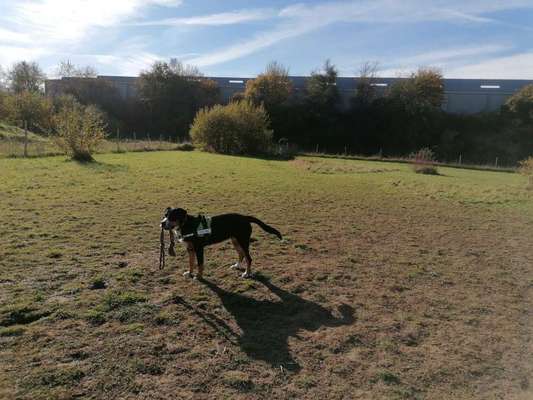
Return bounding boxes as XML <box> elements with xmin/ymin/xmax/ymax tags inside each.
<box><xmin>2</xmin><ymin>91</ymin><xmax>54</xmax><ymax>133</ymax></box>
<box><xmin>410</xmin><ymin>147</ymin><xmax>439</xmax><ymax>175</ymax></box>
<box><xmin>190</xmin><ymin>100</ymin><xmax>273</xmax><ymax>155</ymax></box>
<box><xmin>175</xmin><ymin>142</ymin><xmax>195</xmax><ymax>151</ymax></box>
<box><xmin>53</xmin><ymin>97</ymin><xmax>107</xmax><ymax>162</ymax></box>
<box><xmin>518</xmin><ymin>156</ymin><xmax>533</xmax><ymax>188</ymax></box>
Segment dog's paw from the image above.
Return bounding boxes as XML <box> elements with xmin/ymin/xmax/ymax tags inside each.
<box><xmin>230</xmin><ymin>262</ymin><xmax>240</xmax><ymax>270</ymax></box>
<box><xmin>241</xmin><ymin>271</ymin><xmax>253</xmax><ymax>279</ymax></box>
<box><xmin>183</xmin><ymin>271</ymin><xmax>193</xmax><ymax>278</ymax></box>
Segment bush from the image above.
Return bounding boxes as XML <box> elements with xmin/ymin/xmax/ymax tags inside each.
<box><xmin>175</xmin><ymin>142</ymin><xmax>195</xmax><ymax>151</ymax></box>
<box><xmin>410</xmin><ymin>147</ymin><xmax>439</xmax><ymax>175</ymax></box>
<box><xmin>518</xmin><ymin>156</ymin><xmax>533</xmax><ymax>188</ymax></box>
<box><xmin>2</xmin><ymin>91</ymin><xmax>54</xmax><ymax>133</ymax></box>
<box><xmin>53</xmin><ymin>97</ymin><xmax>107</xmax><ymax>161</ymax></box>
<box><xmin>190</xmin><ymin>100</ymin><xmax>273</xmax><ymax>155</ymax></box>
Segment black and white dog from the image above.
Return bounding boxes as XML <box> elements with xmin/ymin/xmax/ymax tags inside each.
<box><xmin>161</xmin><ymin>208</ymin><xmax>282</xmax><ymax>279</ymax></box>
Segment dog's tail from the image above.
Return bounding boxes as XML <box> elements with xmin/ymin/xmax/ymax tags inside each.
<box><xmin>247</xmin><ymin>216</ymin><xmax>282</xmax><ymax>240</ymax></box>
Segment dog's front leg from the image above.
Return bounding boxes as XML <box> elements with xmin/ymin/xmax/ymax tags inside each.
<box><xmin>168</xmin><ymin>230</ymin><xmax>176</xmax><ymax>257</ymax></box>
<box><xmin>184</xmin><ymin>242</ymin><xmax>195</xmax><ymax>278</ymax></box>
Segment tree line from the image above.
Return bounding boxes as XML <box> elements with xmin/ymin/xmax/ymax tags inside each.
<box><xmin>1</xmin><ymin>59</ymin><xmax>532</xmax><ymax>164</ymax></box>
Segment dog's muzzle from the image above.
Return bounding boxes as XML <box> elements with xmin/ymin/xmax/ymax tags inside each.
<box><xmin>160</xmin><ymin>218</ymin><xmax>170</xmax><ymax>230</ymax></box>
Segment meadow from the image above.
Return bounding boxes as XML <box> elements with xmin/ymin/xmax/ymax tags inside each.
<box><xmin>0</xmin><ymin>151</ymin><xmax>532</xmax><ymax>399</ymax></box>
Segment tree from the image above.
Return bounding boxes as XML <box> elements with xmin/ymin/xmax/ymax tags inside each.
<box><xmin>53</xmin><ymin>97</ymin><xmax>107</xmax><ymax>161</ymax></box>
<box><xmin>2</xmin><ymin>91</ymin><xmax>53</xmax><ymax>132</ymax></box>
<box><xmin>302</xmin><ymin>60</ymin><xmax>342</xmax><ymax>146</ymax></box>
<box><xmin>137</xmin><ymin>60</ymin><xmax>220</xmax><ymax>139</ymax></box>
<box><xmin>7</xmin><ymin>61</ymin><xmax>45</xmax><ymax>93</ymax></box>
<box><xmin>244</xmin><ymin>62</ymin><xmax>293</xmax><ymax>139</ymax></box>
<box><xmin>353</xmin><ymin>61</ymin><xmax>379</xmax><ymax>108</ymax></box>
<box><xmin>390</xmin><ymin>68</ymin><xmax>444</xmax><ymax>112</ymax></box>
<box><xmin>55</xmin><ymin>60</ymin><xmax>97</xmax><ymax>78</ymax></box>
<box><xmin>504</xmin><ymin>84</ymin><xmax>533</xmax><ymax>125</ymax></box>
<box><xmin>244</xmin><ymin>61</ymin><xmax>292</xmax><ymax>110</ymax></box>
<box><xmin>306</xmin><ymin>59</ymin><xmax>339</xmax><ymax>108</ymax></box>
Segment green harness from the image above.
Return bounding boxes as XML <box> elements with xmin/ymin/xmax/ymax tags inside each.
<box><xmin>180</xmin><ymin>214</ymin><xmax>212</xmax><ymax>240</ymax></box>
<box><xmin>196</xmin><ymin>214</ymin><xmax>212</xmax><ymax>236</ymax></box>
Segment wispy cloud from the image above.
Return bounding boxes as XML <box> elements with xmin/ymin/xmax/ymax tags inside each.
<box><xmin>446</xmin><ymin>52</ymin><xmax>533</xmax><ymax>79</ymax></box>
<box><xmin>380</xmin><ymin>44</ymin><xmax>512</xmax><ymax>73</ymax></box>
<box><xmin>186</xmin><ymin>22</ymin><xmax>318</xmax><ymax>67</ymax></box>
<box><xmin>186</xmin><ymin>0</ymin><xmax>533</xmax><ymax>68</ymax></box>
<box><xmin>133</xmin><ymin>9</ymin><xmax>275</xmax><ymax>26</ymax></box>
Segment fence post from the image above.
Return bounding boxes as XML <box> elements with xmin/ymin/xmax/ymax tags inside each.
<box><xmin>495</xmin><ymin>157</ymin><xmax>498</xmax><ymax>168</ymax></box>
<box><xmin>116</xmin><ymin>128</ymin><xmax>120</xmax><ymax>152</ymax></box>
<box><xmin>133</xmin><ymin>131</ymin><xmax>136</xmax><ymax>141</ymax></box>
<box><xmin>344</xmin><ymin>145</ymin><xmax>347</xmax><ymax>155</ymax></box>
<box><xmin>459</xmin><ymin>154</ymin><xmax>462</xmax><ymax>165</ymax></box>
<box><xmin>316</xmin><ymin>144</ymin><xmax>319</xmax><ymax>153</ymax></box>
<box><xmin>23</xmin><ymin>120</ymin><xmax>28</xmax><ymax>157</ymax></box>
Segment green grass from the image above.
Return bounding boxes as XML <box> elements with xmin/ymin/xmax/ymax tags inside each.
<box><xmin>0</xmin><ymin>151</ymin><xmax>532</xmax><ymax>399</ymax></box>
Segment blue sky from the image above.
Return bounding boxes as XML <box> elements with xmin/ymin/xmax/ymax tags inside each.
<box><xmin>0</xmin><ymin>0</ymin><xmax>532</xmax><ymax>79</ymax></box>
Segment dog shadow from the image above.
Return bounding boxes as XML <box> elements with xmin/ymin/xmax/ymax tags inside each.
<box><xmin>177</xmin><ymin>275</ymin><xmax>354</xmax><ymax>371</ymax></box>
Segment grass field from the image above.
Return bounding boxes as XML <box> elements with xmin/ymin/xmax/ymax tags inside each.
<box><xmin>1</xmin><ymin>151</ymin><xmax>532</xmax><ymax>399</ymax></box>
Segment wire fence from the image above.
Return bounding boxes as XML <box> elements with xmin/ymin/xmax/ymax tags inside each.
<box><xmin>0</xmin><ymin>137</ymin><xmax>184</xmax><ymax>158</ymax></box>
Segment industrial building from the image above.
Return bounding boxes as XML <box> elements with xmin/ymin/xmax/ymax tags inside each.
<box><xmin>45</xmin><ymin>75</ymin><xmax>533</xmax><ymax>114</ymax></box>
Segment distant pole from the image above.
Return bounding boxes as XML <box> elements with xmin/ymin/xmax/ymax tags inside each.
<box><xmin>344</xmin><ymin>145</ymin><xmax>347</xmax><ymax>155</ymax></box>
<box><xmin>459</xmin><ymin>154</ymin><xmax>462</xmax><ymax>165</ymax></box>
<box><xmin>23</xmin><ymin>120</ymin><xmax>28</xmax><ymax>158</ymax></box>
<box><xmin>116</xmin><ymin>127</ymin><xmax>120</xmax><ymax>152</ymax></box>
<box><xmin>133</xmin><ymin>131</ymin><xmax>136</xmax><ymax>141</ymax></box>
<box><xmin>495</xmin><ymin>157</ymin><xmax>499</xmax><ymax>168</ymax></box>
<box><xmin>316</xmin><ymin>144</ymin><xmax>319</xmax><ymax>153</ymax></box>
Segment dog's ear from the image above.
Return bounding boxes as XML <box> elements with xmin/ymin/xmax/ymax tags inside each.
<box><xmin>164</xmin><ymin>207</ymin><xmax>172</xmax><ymax>217</ymax></box>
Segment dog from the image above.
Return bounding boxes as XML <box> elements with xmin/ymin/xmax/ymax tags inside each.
<box><xmin>161</xmin><ymin>208</ymin><xmax>282</xmax><ymax>279</ymax></box>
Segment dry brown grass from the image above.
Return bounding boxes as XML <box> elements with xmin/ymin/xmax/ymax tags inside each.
<box><xmin>0</xmin><ymin>152</ymin><xmax>532</xmax><ymax>399</ymax></box>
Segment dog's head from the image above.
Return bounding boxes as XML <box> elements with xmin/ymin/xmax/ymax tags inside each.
<box><xmin>161</xmin><ymin>207</ymin><xmax>187</xmax><ymax>230</ymax></box>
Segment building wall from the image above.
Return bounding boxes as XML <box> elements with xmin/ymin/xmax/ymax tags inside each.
<box><xmin>45</xmin><ymin>75</ymin><xmax>533</xmax><ymax>115</ymax></box>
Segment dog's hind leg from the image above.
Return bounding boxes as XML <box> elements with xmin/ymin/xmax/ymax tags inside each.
<box><xmin>241</xmin><ymin>245</ymin><xmax>252</xmax><ymax>278</ymax></box>
<box><xmin>195</xmin><ymin>246</ymin><xmax>205</xmax><ymax>280</ymax></box>
<box><xmin>230</xmin><ymin>237</ymin><xmax>245</xmax><ymax>270</ymax></box>
<box><xmin>184</xmin><ymin>242</ymin><xmax>195</xmax><ymax>278</ymax></box>
<box><xmin>236</xmin><ymin>236</ymin><xmax>252</xmax><ymax>278</ymax></box>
